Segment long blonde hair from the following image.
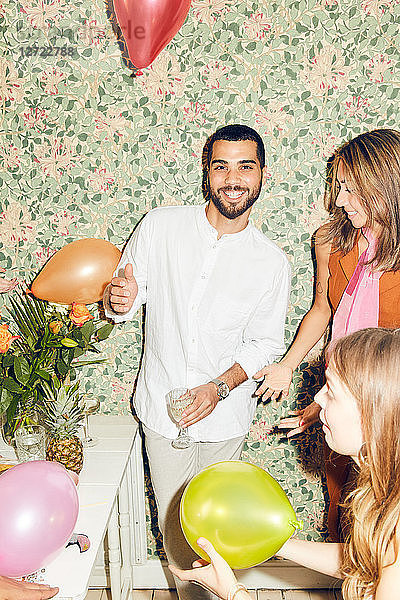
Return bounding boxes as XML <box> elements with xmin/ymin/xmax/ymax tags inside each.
<box><xmin>330</xmin><ymin>328</ymin><xmax>400</xmax><ymax>598</ymax></box>
<box><xmin>321</xmin><ymin>129</ymin><xmax>400</xmax><ymax>271</ymax></box>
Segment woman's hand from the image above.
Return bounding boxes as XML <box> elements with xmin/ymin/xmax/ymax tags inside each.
<box><xmin>253</xmin><ymin>363</ymin><xmax>293</xmax><ymax>401</ymax></box>
<box><xmin>0</xmin><ymin>575</ymin><xmax>58</xmax><ymax>600</ymax></box>
<box><xmin>168</xmin><ymin>537</ymin><xmax>239</xmax><ymax>600</ymax></box>
<box><xmin>278</xmin><ymin>401</ymin><xmax>321</xmax><ymax>438</ymax></box>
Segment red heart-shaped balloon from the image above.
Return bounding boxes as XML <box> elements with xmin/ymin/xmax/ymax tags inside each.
<box><xmin>111</xmin><ymin>0</ymin><xmax>191</xmax><ymax>69</ymax></box>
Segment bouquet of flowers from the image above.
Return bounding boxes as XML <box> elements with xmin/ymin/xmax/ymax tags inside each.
<box><xmin>0</xmin><ymin>292</ymin><xmax>113</xmax><ymax>437</ymax></box>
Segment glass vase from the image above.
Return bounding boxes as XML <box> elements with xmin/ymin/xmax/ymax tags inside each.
<box><xmin>0</xmin><ymin>404</ymin><xmax>39</xmax><ymax>446</ymax></box>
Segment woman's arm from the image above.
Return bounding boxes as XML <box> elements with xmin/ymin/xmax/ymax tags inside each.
<box><xmin>170</xmin><ymin>537</ymin><xmax>343</xmax><ymax>597</ymax></box>
<box><xmin>170</xmin><ymin>537</ymin><xmax>344</xmax><ymax>598</ymax></box>
<box><xmin>375</xmin><ymin>525</ymin><xmax>400</xmax><ymax>598</ymax></box>
<box><xmin>254</xmin><ymin>230</ymin><xmax>332</xmax><ymax>400</ymax></box>
<box><xmin>277</xmin><ymin>539</ymin><xmax>343</xmax><ymax>579</ymax></box>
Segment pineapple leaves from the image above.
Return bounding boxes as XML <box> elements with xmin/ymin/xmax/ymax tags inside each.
<box><xmin>40</xmin><ymin>380</ymin><xmax>59</xmax><ymax>402</ymax></box>
<box><xmin>69</xmin><ymin>380</ymin><xmax>80</xmax><ymax>395</ymax></box>
<box><xmin>38</xmin><ymin>380</ymin><xmax>84</xmax><ymax>439</ymax></box>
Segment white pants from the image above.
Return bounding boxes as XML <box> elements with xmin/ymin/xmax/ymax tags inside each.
<box><xmin>142</xmin><ymin>423</ymin><xmax>246</xmax><ymax>600</ymax></box>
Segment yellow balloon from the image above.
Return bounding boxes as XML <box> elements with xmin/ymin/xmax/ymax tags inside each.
<box><xmin>31</xmin><ymin>239</ymin><xmax>121</xmax><ymax>305</ymax></box>
<box><xmin>180</xmin><ymin>461</ymin><xmax>302</xmax><ymax>570</ymax></box>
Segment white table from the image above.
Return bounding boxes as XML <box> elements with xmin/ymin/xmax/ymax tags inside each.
<box><xmin>0</xmin><ymin>415</ymin><xmax>146</xmax><ymax>600</ymax></box>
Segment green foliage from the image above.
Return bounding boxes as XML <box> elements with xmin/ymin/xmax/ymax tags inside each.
<box><xmin>0</xmin><ymin>294</ymin><xmax>113</xmax><ymax>429</ymax></box>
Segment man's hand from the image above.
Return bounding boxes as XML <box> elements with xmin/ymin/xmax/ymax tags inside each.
<box><xmin>179</xmin><ymin>382</ymin><xmax>219</xmax><ymax>428</ymax></box>
<box><xmin>109</xmin><ymin>263</ymin><xmax>138</xmax><ymax>314</ymax></box>
<box><xmin>0</xmin><ymin>575</ymin><xmax>58</xmax><ymax>600</ymax></box>
<box><xmin>253</xmin><ymin>362</ymin><xmax>293</xmax><ymax>401</ymax></box>
<box><xmin>277</xmin><ymin>401</ymin><xmax>321</xmax><ymax>438</ymax></box>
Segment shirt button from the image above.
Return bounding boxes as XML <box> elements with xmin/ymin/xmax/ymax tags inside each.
<box><xmin>191</xmin><ymin>338</ymin><xmax>195</xmax><ymax>343</ymax></box>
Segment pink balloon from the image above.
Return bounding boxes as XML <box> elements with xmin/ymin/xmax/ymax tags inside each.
<box><xmin>0</xmin><ymin>461</ymin><xmax>79</xmax><ymax>577</ymax></box>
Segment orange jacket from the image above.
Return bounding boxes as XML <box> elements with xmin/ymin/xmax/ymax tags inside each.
<box><xmin>328</xmin><ymin>242</ymin><xmax>400</xmax><ymax>328</ymax></box>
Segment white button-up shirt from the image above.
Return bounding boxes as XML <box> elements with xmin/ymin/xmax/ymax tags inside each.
<box><xmin>105</xmin><ymin>204</ymin><xmax>291</xmax><ymax>442</ymax></box>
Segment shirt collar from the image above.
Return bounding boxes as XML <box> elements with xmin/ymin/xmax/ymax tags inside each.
<box><xmin>196</xmin><ymin>203</ymin><xmax>251</xmax><ymax>242</ymax></box>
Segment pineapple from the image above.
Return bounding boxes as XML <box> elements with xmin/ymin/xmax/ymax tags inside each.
<box><xmin>38</xmin><ymin>382</ymin><xmax>84</xmax><ymax>474</ymax></box>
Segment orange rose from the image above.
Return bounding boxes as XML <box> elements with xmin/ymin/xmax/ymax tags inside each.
<box><xmin>69</xmin><ymin>303</ymin><xmax>94</xmax><ymax>327</ymax></box>
<box><xmin>49</xmin><ymin>320</ymin><xmax>63</xmax><ymax>334</ymax></box>
<box><xmin>0</xmin><ymin>323</ymin><xmax>19</xmax><ymax>353</ymax></box>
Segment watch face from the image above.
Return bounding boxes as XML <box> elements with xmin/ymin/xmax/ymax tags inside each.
<box><xmin>219</xmin><ymin>382</ymin><xmax>229</xmax><ymax>398</ymax></box>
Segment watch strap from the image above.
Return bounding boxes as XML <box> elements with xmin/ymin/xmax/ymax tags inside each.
<box><xmin>210</xmin><ymin>378</ymin><xmax>229</xmax><ymax>400</ymax></box>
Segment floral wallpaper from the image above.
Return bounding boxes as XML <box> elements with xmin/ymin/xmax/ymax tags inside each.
<box><xmin>1</xmin><ymin>0</ymin><xmax>399</xmax><ymax>557</ymax></box>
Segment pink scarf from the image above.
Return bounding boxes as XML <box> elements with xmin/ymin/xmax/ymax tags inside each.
<box><xmin>331</xmin><ymin>229</ymin><xmax>382</xmax><ymax>342</ymax></box>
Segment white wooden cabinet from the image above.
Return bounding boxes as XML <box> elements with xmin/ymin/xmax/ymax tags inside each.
<box><xmin>0</xmin><ymin>414</ymin><xmax>147</xmax><ymax>600</ymax></box>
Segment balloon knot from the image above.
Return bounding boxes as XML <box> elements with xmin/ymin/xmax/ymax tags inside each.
<box><xmin>289</xmin><ymin>519</ymin><xmax>304</xmax><ymax>531</ymax></box>
<box><xmin>130</xmin><ymin>68</ymin><xmax>144</xmax><ymax>78</ymax></box>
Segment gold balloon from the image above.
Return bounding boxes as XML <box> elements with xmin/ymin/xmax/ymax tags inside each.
<box><xmin>31</xmin><ymin>239</ymin><xmax>121</xmax><ymax>305</ymax></box>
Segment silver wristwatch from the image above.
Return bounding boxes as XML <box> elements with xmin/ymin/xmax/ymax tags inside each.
<box><xmin>210</xmin><ymin>378</ymin><xmax>230</xmax><ymax>401</ymax></box>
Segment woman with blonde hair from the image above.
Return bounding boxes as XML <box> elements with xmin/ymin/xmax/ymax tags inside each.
<box><xmin>253</xmin><ymin>128</ymin><xmax>400</xmax><ymax>539</ymax></box>
<box><xmin>170</xmin><ymin>327</ymin><xmax>400</xmax><ymax>599</ymax></box>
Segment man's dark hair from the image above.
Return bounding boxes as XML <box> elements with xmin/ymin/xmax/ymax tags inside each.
<box><xmin>203</xmin><ymin>124</ymin><xmax>265</xmax><ymax>170</ymax></box>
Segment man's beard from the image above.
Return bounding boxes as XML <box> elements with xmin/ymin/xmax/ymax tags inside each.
<box><xmin>207</xmin><ymin>183</ymin><xmax>262</xmax><ymax>220</ymax></box>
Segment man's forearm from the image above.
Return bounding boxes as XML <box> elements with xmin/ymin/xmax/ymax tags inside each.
<box><xmin>217</xmin><ymin>362</ymin><xmax>248</xmax><ymax>391</ymax></box>
<box><xmin>183</xmin><ymin>363</ymin><xmax>249</xmax><ymax>427</ymax></box>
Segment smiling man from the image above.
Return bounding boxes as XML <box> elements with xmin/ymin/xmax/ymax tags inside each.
<box><xmin>205</xmin><ymin>136</ymin><xmax>264</xmax><ymax>221</ymax></box>
<box><xmin>104</xmin><ymin>124</ymin><xmax>291</xmax><ymax>600</ymax></box>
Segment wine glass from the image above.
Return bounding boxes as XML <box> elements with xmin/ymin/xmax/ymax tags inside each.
<box><xmin>80</xmin><ymin>395</ymin><xmax>100</xmax><ymax>447</ymax></box>
<box><xmin>166</xmin><ymin>387</ymin><xmax>195</xmax><ymax>449</ymax></box>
